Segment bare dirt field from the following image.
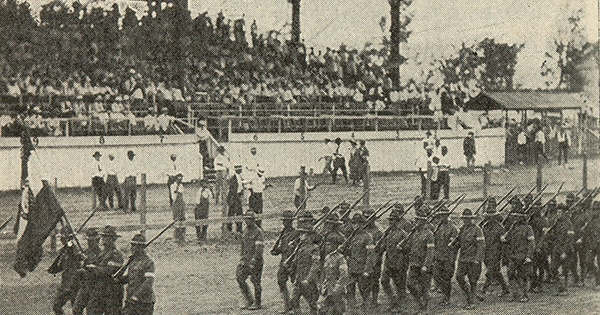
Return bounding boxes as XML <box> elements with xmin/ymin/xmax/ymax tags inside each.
<box><xmin>0</xmin><ymin>157</ymin><xmax>598</xmax><ymax>314</ymax></box>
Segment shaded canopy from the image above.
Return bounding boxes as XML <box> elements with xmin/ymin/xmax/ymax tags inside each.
<box><xmin>464</xmin><ymin>91</ymin><xmax>587</xmax><ymax>111</ymax></box>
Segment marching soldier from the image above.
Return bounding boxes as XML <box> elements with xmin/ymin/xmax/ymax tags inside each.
<box><xmin>403</xmin><ymin>206</ymin><xmax>434</xmax><ymax>314</ymax></box>
<box><xmin>119</xmin><ymin>233</ymin><xmax>156</xmax><ymax>315</ymax></box>
<box><xmin>481</xmin><ymin>205</ymin><xmax>510</xmax><ymax>297</ymax></box>
<box><xmin>72</xmin><ymin>228</ymin><xmax>102</xmax><ymax>315</ymax></box>
<box><xmin>570</xmin><ymin>193</ymin><xmax>589</xmax><ymax>287</ymax></box>
<box><xmin>378</xmin><ymin>208</ymin><xmax>409</xmax><ymax>312</ymax></box>
<box><xmin>289</xmin><ymin>212</ymin><xmax>321</xmax><ymax>315</ymax></box>
<box><xmin>86</xmin><ymin>225</ymin><xmax>125</xmax><ymax>315</ymax></box>
<box><xmin>432</xmin><ymin>206</ymin><xmax>458</xmax><ymax>306</ymax></box>
<box><xmin>452</xmin><ymin>209</ymin><xmax>486</xmax><ymax>309</ymax></box>
<box><xmin>320</xmin><ymin>213</ymin><xmax>346</xmax><ymax>262</ymax></box>
<box><xmin>270</xmin><ymin>210</ymin><xmax>300</xmax><ymax>313</ymax></box>
<box><xmin>363</xmin><ymin>208</ymin><xmax>383</xmax><ymax>308</ymax></box>
<box><xmin>529</xmin><ymin>200</ymin><xmax>549</xmax><ymax>293</ymax></box>
<box><xmin>502</xmin><ymin>206</ymin><xmax>535</xmax><ymax>303</ymax></box>
<box><xmin>318</xmin><ymin>236</ymin><xmax>349</xmax><ymax>315</ymax></box>
<box><xmin>337</xmin><ymin>202</ymin><xmax>353</xmax><ymax>237</ymax></box>
<box><xmin>344</xmin><ymin>213</ymin><xmax>376</xmax><ymax>308</ymax></box>
<box><xmin>236</xmin><ymin>211</ymin><xmax>264</xmax><ymax>310</ymax></box>
<box><xmin>543</xmin><ymin>203</ymin><xmax>575</xmax><ymax>295</ymax></box>
<box><xmin>580</xmin><ymin>201</ymin><xmax>600</xmax><ymax>288</ymax></box>
<box><xmin>48</xmin><ymin>225</ymin><xmax>84</xmax><ymax>315</ymax></box>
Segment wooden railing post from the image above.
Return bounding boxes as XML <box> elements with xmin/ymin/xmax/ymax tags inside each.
<box><xmin>483</xmin><ymin>162</ymin><xmax>491</xmax><ymax>198</ymax></box>
<box><xmin>363</xmin><ymin>163</ymin><xmax>370</xmax><ymax>211</ymax></box>
<box><xmin>140</xmin><ymin>174</ymin><xmax>147</xmax><ymax>236</ymax></box>
<box><xmin>582</xmin><ymin>152</ymin><xmax>588</xmax><ymax>191</ymax></box>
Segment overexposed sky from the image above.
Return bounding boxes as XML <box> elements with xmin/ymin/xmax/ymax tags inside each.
<box><xmin>26</xmin><ymin>0</ymin><xmax>598</xmax><ymax>88</ymax></box>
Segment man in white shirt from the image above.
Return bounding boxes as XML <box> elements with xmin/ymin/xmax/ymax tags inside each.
<box><xmin>556</xmin><ymin>125</ymin><xmax>571</xmax><ymax>166</ymax></box>
<box><xmin>165</xmin><ymin>154</ymin><xmax>180</xmax><ymax>205</ymax></box>
<box><xmin>105</xmin><ymin>154</ymin><xmax>122</xmax><ymax>209</ymax></box>
<box><xmin>422</xmin><ymin>130</ymin><xmax>436</xmax><ymax>157</ymax></box>
<box><xmin>245</xmin><ymin>169</ymin><xmax>271</xmax><ymax>227</ymax></box>
<box><xmin>516</xmin><ymin>128</ymin><xmax>528</xmax><ymax>165</ymax></box>
<box><xmin>213</xmin><ymin>146</ymin><xmax>230</xmax><ymax>205</ymax></box>
<box><xmin>226</xmin><ymin>165</ymin><xmax>245</xmax><ymax>233</ymax></box>
<box><xmin>293</xmin><ymin>169</ymin><xmax>317</xmax><ymax>210</ymax></box>
<box><xmin>435</xmin><ymin>146</ymin><xmax>451</xmax><ymax>200</ymax></box>
<box><xmin>122</xmin><ymin>150</ymin><xmax>138</xmax><ymax>212</ymax></box>
<box><xmin>157</xmin><ymin>107</ymin><xmax>172</xmax><ymax>133</ymax></box>
<box><xmin>245</xmin><ymin>147</ymin><xmax>261</xmax><ymax>174</ymax></box>
<box><xmin>534</xmin><ymin>125</ymin><xmax>548</xmax><ymax>163</ymax></box>
<box><xmin>91</xmin><ymin>151</ymin><xmax>108</xmax><ymax>209</ymax></box>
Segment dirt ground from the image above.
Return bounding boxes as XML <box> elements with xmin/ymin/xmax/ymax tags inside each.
<box><xmin>0</xmin><ymin>157</ymin><xmax>598</xmax><ymax>314</ymax></box>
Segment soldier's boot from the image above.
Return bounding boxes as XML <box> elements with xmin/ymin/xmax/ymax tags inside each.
<box><xmin>248</xmin><ymin>289</ymin><xmax>262</xmax><ymax>310</ymax></box>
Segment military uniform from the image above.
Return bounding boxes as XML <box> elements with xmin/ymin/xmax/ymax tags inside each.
<box><xmin>404</xmin><ymin>210</ymin><xmax>434</xmax><ymax>313</ymax></box>
<box><xmin>364</xmin><ymin>210</ymin><xmax>383</xmax><ymax>307</ymax></box>
<box><xmin>543</xmin><ymin>205</ymin><xmax>575</xmax><ymax>294</ymax></box>
<box><xmin>378</xmin><ymin>209</ymin><xmax>409</xmax><ymax>311</ymax></box>
<box><xmin>453</xmin><ymin>209</ymin><xmax>485</xmax><ymax>308</ymax></box>
<box><xmin>87</xmin><ymin>226</ymin><xmax>125</xmax><ymax>315</ymax></box>
<box><xmin>271</xmin><ymin>211</ymin><xmax>300</xmax><ymax>313</ymax></box>
<box><xmin>503</xmin><ymin>212</ymin><xmax>535</xmax><ymax>302</ymax></box>
<box><xmin>72</xmin><ymin>229</ymin><xmax>102</xmax><ymax>315</ymax></box>
<box><xmin>227</xmin><ymin>166</ymin><xmax>244</xmax><ymax>233</ymax></box>
<box><xmin>344</xmin><ymin>214</ymin><xmax>376</xmax><ymax>307</ymax></box>
<box><xmin>122</xmin><ymin>234</ymin><xmax>156</xmax><ymax>315</ymax></box>
<box><xmin>236</xmin><ymin>212</ymin><xmax>264</xmax><ymax>309</ymax></box>
<box><xmin>318</xmin><ymin>251</ymin><xmax>349</xmax><ymax>315</ymax></box>
<box><xmin>48</xmin><ymin>232</ymin><xmax>84</xmax><ymax>315</ymax></box>
<box><xmin>432</xmin><ymin>210</ymin><xmax>458</xmax><ymax>305</ymax></box>
<box><xmin>481</xmin><ymin>211</ymin><xmax>509</xmax><ymax>296</ymax></box>
<box><xmin>528</xmin><ymin>204</ymin><xmax>549</xmax><ymax>292</ymax></box>
<box><xmin>581</xmin><ymin>202</ymin><xmax>600</xmax><ymax>287</ymax></box>
<box><xmin>570</xmin><ymin>205</ymin><xmax>589</xmax><ymax>286</ymax></box>
<box><xmin>290</xmin><ymin>231</ymin><xmax>321</xmax><ymax>315</ymax></box>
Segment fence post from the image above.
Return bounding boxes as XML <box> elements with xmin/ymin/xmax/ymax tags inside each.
<box><xmin>140</xmin><ymin>174</ymin><xmax>147</xmax><ymax>236</ymax></box>
<box><xmin>483</xmin><ymin>162</ymin><xmax>490</xmax><ymax>198</ymax></box>
<box><xmin>536</xmin><ymin>158</ymin><xmax>543</xmax><ymax>193</ymax></box>
<box><xmin>363</xmin><ymin>163</ymin><xmax>370</xmax><ymax>211</ymax></box>
<box><xmin>299</xmin><ymin>166</ymin><xmax>307</xmax><ymax>211</ymax></box>
<box><xmin>221</xmin><ymin>172</ymin><xmax>230</xmax><ymax>238</ymax></box>
<box><xmin>426</xmin><ymin>160</ymin><xmax>432</xmax><ymax>200</ymax></box>
<box><xmin>582</xmin><ymin>152</ymin><xmax>588</xmax><ymax>191</ymax></box>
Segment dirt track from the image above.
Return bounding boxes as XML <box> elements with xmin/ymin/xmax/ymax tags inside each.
<box><xmin>0</xmin><ymin>157</ymin><xmax>598</xmax><ymax>314</ymax></box>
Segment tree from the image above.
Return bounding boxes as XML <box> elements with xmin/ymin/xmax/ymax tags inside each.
<box><xmin>477</xmin><ymin>38</ymin><xmax>523</xmax><ymax>90</ymax></box>
<box><xmin>543</xmin><ymin>7</ymin><xmax>592</xmax><ymax>91</ymax></box>
<box><xmin>387</xmin><ymin>0</ymin><xmax>412</xmax><ymax>90</ymax></box>
<box><xmin>288</xmin><ymin>0</ymin><xmax>301</xmax><ymax>46</ymax></box>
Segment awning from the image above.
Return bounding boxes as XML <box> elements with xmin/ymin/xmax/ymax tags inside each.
<box><xmin>464</xmin><ymin>91</ymin><xmax>588</xmax><ymax>111</ymax></box>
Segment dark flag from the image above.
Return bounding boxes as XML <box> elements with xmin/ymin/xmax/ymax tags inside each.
<box><xmin>14</xmin><ymin>182</ymin><xmax>64</xmax><ymax>277</ymax></box>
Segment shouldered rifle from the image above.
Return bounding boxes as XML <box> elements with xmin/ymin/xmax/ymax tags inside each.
<box><xmin>112</xmin><ymin>221</ymin><xmax>177</xmax><ymax>279</ymax></box>
<box><xmin>375</xmin><ymin>200</ymin><xmax>416</xmax><ymax>250</ymax></box>
<box><xmin>549</xmin><ymin>187</ymin><xmax>597</xmax><ymax>236</ymax></box>
<box><xmin>335</xmin><ymin>202</ymin><xmax>395</xmax><ymax>255</ymax></box>
<box><xmin>574</xmin><ymin>186</ymin><xmax>587</xmax><ymax>197</ymax></box>
<box><xmin>76</xmin><ymin>208</ymin><xmax>99</xmax><ymax>234</ymax></box>
<box><xmin>541</xmin><ymin>182</ymin><xmax>564</xmax><ymax>216</ymax></box>
<box><xmin>448</xmin><ymin>194</ymin><xmax>467</xmax><ymax>212</ymax></box>
<box><xmin>339</xmin><ymin>188</ymin><xmax>371</xmax><ymax>221</ymax></box>
<box><xmin>0</xmin><ymin>217</ymin><xmax>12</xmax><ymax>233</ymax></box>
<box><xmin>293</xmin><ymin>195</ymin><xmax>310</xmax><ymax>217</ymax></box>
<box><xmin>481</xmin><ymin>186</ymin><xmax>518</xmax><ymax>218</ymax></box>
<box><xmin>49</xmin><ymin>208</ymin><xmax>99</xmax><ymax>268</ymax></box>
<box><xmin>502</xmin><ymin>184</ymin><xmax>548</xmax><ymax>236</ymax></box>
<box><xmin>498</xmin><ymin>185</ymin><xmax>537</xmax><ymax>213</ymax></box>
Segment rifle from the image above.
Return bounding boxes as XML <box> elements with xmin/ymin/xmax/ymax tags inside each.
<box><xmin>112</xmin><ymin>221</ymin><xmax>177</xmax><ymax>278</ymax></box>
<box><xmin>49</xmin><ymin>208</ymin><xmax>99</xmax><ymax>269</ymax></box>
<box><xmin>374</xmin><ymin>201</ymin><xmax>415</xmax><ymax>251</ymax></box>
<box><xmin>397</xmin><ymin>194</ymin><xmax>464</xmax><ymax>249</ymax></box>
<box><xmin>76</xmin><ymin>208</ymin><xmax>99</xmax><ymax>234</ymax></box>
<box><xmin>501</xmin><ymin>184</ymin><xmax>549</xmax><ymax>236</ymax></box>
<box><xmin>483</xmin><ymin>186</ymin><xmax>518</xmax><ymax>217</ymax></box>
<box><xmin>336</xmin><ymin>202</ymin><xmax>395</xmax><ymax>255</ymax></box>
<box><xmin>477</xmin><ymin>186</ymin><xmax>516</xmax><ymax>227</ymax></box>
<box><xmin>293</xmin><ymin>195</ymin><xmax>310</xmax><ymax>217</ymax></box>
<box><xmin>498</xmin><ymin>184</ymin><xmax>537</xmax><ymax>213</ymax></box>
<box><xmin>339</xmin><ymin>188</ymin><xmax>371</xmax><ymax>220</ymax></box>
<box><xmin>548</xmin><ymin>187</ymin><xmax>598</xmax><ymax>237</ymax></box>
<box><xmin>541</xmin><ymin>182</ymin><xmax>564</xmax><ymax>216</ymax></box>
<box><xmin>0</xmin><ymin>217</ymin><xmax>13</xmax><ymax>233</ymax></box>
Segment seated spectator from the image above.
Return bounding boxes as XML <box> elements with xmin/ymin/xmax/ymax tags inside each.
<box><xmin>143</xmin><ymin>108</ymin><xmax>158</xmax><ymax>132</ymax></box>
<box><xmin>157</xmin><ymin>107</ymin><xmax>172</xmax><ymax>132</ymax></box>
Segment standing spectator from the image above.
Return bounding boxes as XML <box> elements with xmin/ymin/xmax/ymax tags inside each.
<box><xmin>293</xmin><ymin>168</ymin><xmax>317</xmax><ymax>209</ymax></box>
<box><xmin>105</xmin><ymin>154</ymin><xmax>122</xmax><ymax>210</ymax></box>
<box><xmin>516</xmin><ymin>127</ymin><xmax>528</xmax><ymax>165</ymax></box>
<box><xmin>331</xmin><ymin>138</ymin><xmax>349</xmax><ymax>184</ymax></box>
<box><xmin>122</xmin><ymin>150</ymin><xmax>138</xmax><ymax>213</ymax></box>
<box><xmin>237</xmin><ymin>211</ymin><xmax>264</xmax><ymax>310</ymax></box>
<box><xmin>357</xmin><ymin>140</ymin><xmax>369</xmax><ymax>186</ymax></box>
<box><xmin>422</xmin><ymin>130</ymin><xmax>435</xmax><ymax>157</ymax></box>
<box><xmin>156</xmin><ymin>107</ymin><xmax>172</xmax><ymax>134</ymax></box>
<box><xmin>166</xmin><ymin>154</ymin><xmax>179</xmax><ymax>206</ymax></box>
<box><xmin>171</xmin><ymin>173</ymin><xmax>186</xmax><ymax>243</ymax></box>
<box><xmin>245</xmin><ymin>147</ymin><xmax>261</xmax><ymax>174</ymax></box>
<box><xmin>534</xmin><ymin>125</ymin><xmax>547</xmax><ymax>163</ymax></box>
<box><xmin>463</xmin><ymin>131</ymin><xmax>476</xmax><ymax>169</ymax></box>
<box><xmin>556</xmin><ymin>125</ymin><xmax>571</xmax><ymax>167</ymax></box>
<box><xmin>227</xmin><ymin>165</ymin><xmax>244</xmax><ymax>234</ymax></box>
<box><xmin>437</xmin><ymin>146</ymin><xmax>451</xmax><ymax>200</ymax></box>
<box><xmin>213</xmin><ymin>146</ymin><xmax>230</xmax><ymax>205</ymax></box>
<box><xmin>194</xmin><ymin>179</ymin><xmax>213</xmax><ymax>243</ymax></box>
<box><xmin>91</xmin><ymin>151</ymin><xmax>108</xmax><ymax>210</ymax></box>
<box><xmin>245</xmin><ymin>169</ymin><xmax>270</xmax><ymax>228</ymax></box>
<box><xmin>429</xmin><ymin>156</ymin><xmax>441</xmax><ymax>200</ymax></box>
<box><xmin>119</xmin><ymin>233</ymin><xmax>156</xmax><ymax>315</ymax></box>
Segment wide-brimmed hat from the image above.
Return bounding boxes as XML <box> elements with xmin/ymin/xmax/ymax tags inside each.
<box><xmin>100</xmin><ymin>225</ymin><xmax>120</xmax><ymax>238</ymax></box>
<box><xmin>393</xmin><ymin>203</ymin><xmax>405</xmax><ymax>213</ymax></box>
<box><xmin>334</xmin><ymin>137</ymin><xmax>343</xmax><ymax>145</ymax></box>
<box><xmin>234</xmin><ymin>165</ymin><xmax>243</xmax><ymax>171</ymax></box>
<box><xmin>352</xmin><ymin>213</ymin><xmax>366</xmax><ymax>224</ymax></box>
<box><xmin>244</xmin><ymin>211</ymin><xmax>257</xmax><ymax>220</ymax></box>
<box><xmin>326</xmin><ymin>213</ymin><xmax>343</xmax><ymax>225</ymax></box>
<box><xmin>92</xmin><ymin>151</ymin><xmax>102</xmax><ymax>158</ymax></box>
<box><xmin>414</xmin><ymin>208</ymin><xmax>429</xmax><ymax>220</ymax></box>
<box><xmin>131</xmin><ymin>233</ymin><xmax>146</xmax><ymax>245</ymax></box>
<box><xmin>170</xmin><ymin>154</ymin><xmax>177</xmax><ymax>159</ymax></box>
<box><xmin>127</xmin><ymin>150</ymin><xmax>135</xmax><ymax>156</ymax></box>
<box><xmin>85</xmin><ymin>227</ymin><xmax>100</xmax><ymax>239</ymax></box>
<box><xmin>388</xmin><ymin>210</ymin><xmax>402</xmax><ymax>221</ymax></box>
